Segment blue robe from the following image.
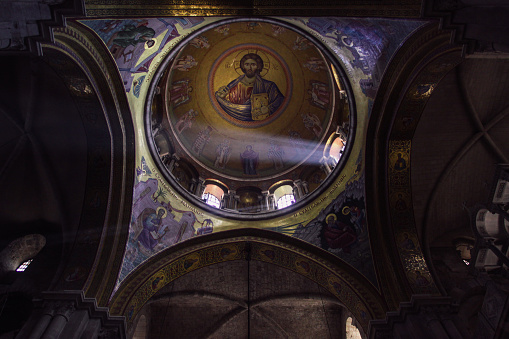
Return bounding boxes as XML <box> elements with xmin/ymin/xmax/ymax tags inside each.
<box><xmin>215</xmin><ymin>74</ymin><xmax>284</xmax><ymax>121</ymax></box>
<box><xmin>138</xmin><ymin>213</ymin><xmax>160</xmax><ymax>250</ymax></box>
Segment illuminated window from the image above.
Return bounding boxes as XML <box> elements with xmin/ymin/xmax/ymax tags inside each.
<box><xmin>345</xmin><ymin>316</ymin><xmax>362</xmax><ymax>339</ymax></box>
<box><xmin>201</xmin><ymin>181</ymin><xmax>227</xmax><ymax>209</ymax></box>
<box><xmin>277</xmin><ymin>194</ymin><xmax>295</xmax><ymax>209</ymax></box>
<box><xmin>270</xmin><ymin>183</ymin><xmax>295</xmax><ymax>210</ymax></box>
<box><xmin>16</xmin><ymin>259</ymin><xmax>33</xmax><ymax>272</ymax></box>
<box><xmin>133</xmin><ymin>315</ymin><xmax>147</xmax><ymax>339</ymax></box>
<box><xmin>202</xmin><ymin>193</ymin><xmax>220</xmax><ymax>208</ymax></box>
<box><xmin>330</xmin><ymin>136</ymin><xmax>346</xmax><ymax>162</ymax></box>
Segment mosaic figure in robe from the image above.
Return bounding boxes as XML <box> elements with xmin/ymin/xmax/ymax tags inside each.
<box><xmin>215</xmin><ymin>53</ymin><xmax>284</xmax><ymax>121</ymax></box>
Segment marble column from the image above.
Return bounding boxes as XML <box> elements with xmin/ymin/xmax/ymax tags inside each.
<box><xmin>224</xmin><ymin>190</ymin><xmax>237</xmax><ymax>210</ymax></box>
<box><xmin>261</xmin><ymin>191</ymin><xmax>270</xmax><ymax>211</ymax></box>
<box><xmin>194</xmin><ymin>177</ymin><xmax>205</xmax><ymax>197</ymax></box>
<box><xmin>319</xmin><ymin>156</ymin><xmax>332</xmax><ymax>174</ymax></box>
<box><xmin>302</xmin><ymin>180</ymin><xmax>309</xmax><ymax>195</ymax></box>
<box><xmin>293</xmin><ymin>180</ymin><xmax>305</xmax><ymax>201</ymax></box>
<box><xmin>27</xmin><ymin>303</ymin><xmax>55</xmax><ymax>339</ymax></box>
<box><xmin>41</xmin><ymin>302</ymin><xmax>75</xmax><ymax>339</ymax></box>
<box><xmin>167</xmin><ymin>153</ymin><xmax>180</xmax><ymax>173</ymax></box>
<box><xmin>16</xmin><ymin>291</ymin><xmax>126</xmax><ymax>339</ymax></box>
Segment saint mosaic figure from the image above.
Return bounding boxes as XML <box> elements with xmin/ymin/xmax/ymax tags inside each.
<box><xmin>137</xmin><ymin>207</ymin><xmax>166</xmax><ymax>251</ymax></box>
<box><xmin>308</xmin><ymin>81</ymin><xmax>330</xmax><ymax>109</ymax></box>
<box><xmin>240</xmin><ymin>145</ymin><xmax>259</xmax><ymax>175</ymax></box>
<box><xmin>394</xmin><ymin>153</ymin><xmax>407</xmax><ymax>170</ymax></box>
<box><xmin>322</xmin><ymin>213</ymin><xmax>357</xmax><ymax>253</ymax></box>
<box><xmin>175</xmin><ymin>108</ymin><xmax>198</xmax><ymax>134</ymax></box>
<box><xmin>214</xmin><ymin>24</ymin><xmax>230</xmax><ymax>36</ymax></box>
<box><xmin>192</xmin><ymin>126</ymin><xmax>212</xmax><ymax>155</ymax></box>
<box><xmin>267</xmin><ymin>141</ymin><xmax>284</xmax><ymax>170</ymax></box>
<box><xmin>189</xmin><ymin>35</ymin><xmax>210</xmax><ymax>49</ymax></box>
<box><xmin>214</xmin><ymin>139</ymin><xmax>232</xmax><ymax>169</ymax></box>
<box><xmin>301</xmin><ymin>112</ymin><xmax>322</xmax><ymax>137</ymax></box>
<box><xmin>169</xmin><ymin>79</ymin><xmax>193</xmax><ymax>108</ymax></box>
<box><xmin>215</xmin><ymin>53</ymin><xmax>285</xmax><ymax>121</ymax></box>
<box><xmin>303</xmin><ymin>57</ymin><xmax>326</xmax><ymax>73</ymax></box>
<box><xmin>174</xmin><ymin>55</ymin><xmax>198</xmax><ymax>72</ymax></box>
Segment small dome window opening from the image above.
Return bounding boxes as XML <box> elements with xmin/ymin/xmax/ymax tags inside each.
<box><xmin>16</xmin><ymin>259</ymin><xmax>33</xmax><ymax>272</ymax></box>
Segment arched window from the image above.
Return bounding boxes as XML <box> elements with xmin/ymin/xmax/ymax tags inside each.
<box><xmin>345</xmin><ymin>316</ymin><xmax>362</xmax><ymax>339</ymax></box>
<box><xmin>201</xmin><ymin>180</ymin><xmax>228</xmax><ymax>209</ymax></box>
<box><xmin>271</xmin><ymin>183</ymin><xmax>295</xmax><ymax>210</ymax></box>
<box><xmin>0</xmin><ymin>234</ymin><xmax>45</xmax><ymax>273</ymax></box>
<box><xmin>16</xmin><ymin>259</ymin><xmax>33</xmax><ymax>272</ymax></box>
<box><xmin>202</xmin><ymin>192</ymin><xmax>221</xmax><ymax>208</ymax></box>
<box><xmin>277</xmin><ymin>194</ymin><xmax>295</xmax><ymax>209</ymax></box>
<box><xmin>329</xmin><ymin>136</ymin><xmax>346</xmax><ymax>163</ymax></box>
<box><xmin>324</xmin><ymin>130</ymin><xmax>347</xmax><ymax>170</ymax></box>
<box><xmin>133</xmin><ymin>314</ymin><xmax>147</xmax><ymax>339</ymax></box>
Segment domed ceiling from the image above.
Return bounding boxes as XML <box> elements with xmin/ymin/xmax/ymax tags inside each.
<box><xmin>81</xmin><ymin>16</ymin><xmax>425</xmax><ymax>298</ymax></box>
<box><xmin>152</xmin><ymin>20</ymin><xmax>350</xmax><ymax>194</ymax></box>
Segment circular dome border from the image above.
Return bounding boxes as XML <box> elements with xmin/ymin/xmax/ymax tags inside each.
<box><xmin>145</xmin><ymin>17</ymin><xmax>357</xmax><ymax>220</ymax></box>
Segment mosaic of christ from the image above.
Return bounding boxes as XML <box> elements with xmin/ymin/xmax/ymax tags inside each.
<box><xmin>214</xmin><ymin>52</ymin><xmax>285</xmax><ymax>122</ymax></box>
<box><xmin>164</xmin><ymin>21</ymin><xmax>339</xmax><ymax>178</ymax></box>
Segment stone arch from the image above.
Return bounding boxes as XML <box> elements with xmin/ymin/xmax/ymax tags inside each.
<box><xmin>109</xmin><ymin>228</ymin><xmax>386</xmax><ymax>333</ymax></box>
<box><xmin>42</xmin><ymin>21</ymin><xmax>136</xmax><ymax>305</ymax></box>
<box><xmin>365</xmin><ymin>20</ymin><xmax>464</xmax><ymax>307</ymax></box>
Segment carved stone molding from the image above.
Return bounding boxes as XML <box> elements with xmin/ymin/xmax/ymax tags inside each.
<box><xmin>369</xmin><ymin>296</ymin><xmax>460</xmax><ymax>339</ymax></box>
<box><xmin>16</xmin><ymin>290</ymin><xmax>126</xmax><ymax>339</ymax></box>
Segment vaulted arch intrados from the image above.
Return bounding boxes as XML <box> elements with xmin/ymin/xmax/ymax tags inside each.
<box><xmin>110</xmin><ymin>228</ymin><xmax>386</xmax><ymax>333</ymax></box>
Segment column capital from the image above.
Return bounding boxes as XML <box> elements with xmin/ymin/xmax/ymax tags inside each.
<box><xmin>55</xmin><ymin>302</ymin><xmax>76</xmax><ymax>320</ymax></box>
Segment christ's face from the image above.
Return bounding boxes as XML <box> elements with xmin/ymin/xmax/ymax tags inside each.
<box><xmin>243</xmin><ymin>59</ymin><xmax>259</xmax><ymax>78</ymax></box>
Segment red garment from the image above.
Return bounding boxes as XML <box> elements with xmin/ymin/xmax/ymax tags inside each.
<box><xmin>227</xmin><ymin>82</ymin><xmax>253</xmax><ymax>104</ymax></box>
<box><xmin>323</xmin><ymin>222</ymin><xmax>356</xmax><ymax>252</ymax></box>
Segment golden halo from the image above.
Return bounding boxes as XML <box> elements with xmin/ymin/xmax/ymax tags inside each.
<box><xmin>342</xmin><ymin>206</ymin><xmax>351</xmax><ymax>215</ymax></box>
<box><xmin>232</xmin><ymin>49</ymin><xmax>270</xmax><ymax>77</ymax></box>
<box><xmin>326</xmin><ymin>213</ymin><xmax>337</xmax><ymax>221</ymax></box>
<box><xmin>156</xmin><ymin>206</ymin><xmax>167</xmax><ymax>218</ymax></box>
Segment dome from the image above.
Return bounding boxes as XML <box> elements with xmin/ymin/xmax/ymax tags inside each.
<box><xmin>147</xmin><ymin>19</ymin><xmax>354</xmax><ymax>216</ymax></box>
